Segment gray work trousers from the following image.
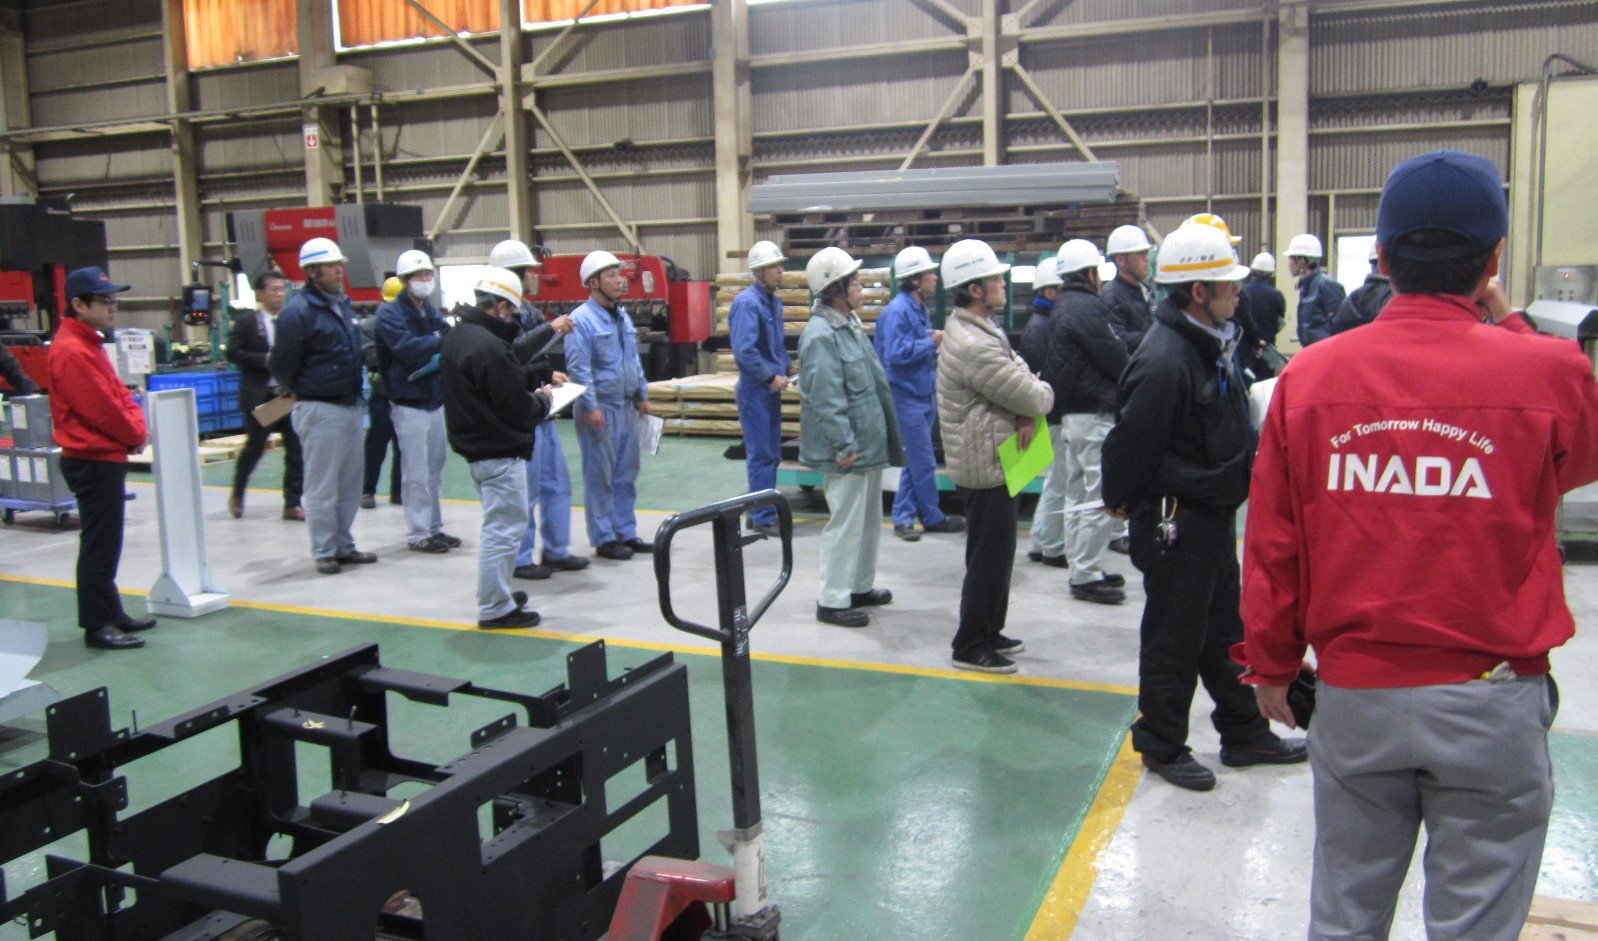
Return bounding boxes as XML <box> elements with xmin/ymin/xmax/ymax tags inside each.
<box><xmin>391</xmin><ymin>403</ymin><xmax>446</xmax><ymax>544</ymax></box>
<box><xmin>1308</xmin><ymin>675</ymin><xmax>1558</xmax><ymax>941</ymax></box>
<box><xmin>292</xmin><ymin>400</ymin><xmax>364</xmax><ymax>561</ymax></box>
<box><xmin>1060</xmin><ymin>412</ymin><xmax>1118</xmax><ymax>586</ymax></box>
<box><xmin>469</xmin><ymin>457</ymin><xmax>529</xmax><ymax>620</ymax></box>
<box><xmin>818</xmin><ymin>470</ymin><xmax>882</xmax><ymax>609</ymax></box>
<box><xmin>1028</xmin><ymin>422</ymin><xmax>1070</xmax><ymax>558</ymax></box>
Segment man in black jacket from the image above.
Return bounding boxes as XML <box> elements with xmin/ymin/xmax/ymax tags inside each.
<box><xmin>441</xmin><ymin>268</ymin><xmax>553</xmax><ymax>630</ymax></box>
<box><xmin>1040</xmin><ymin>240</ymin><xmax>1128</xmax><ymax>604</ymax></box>
<box><xmin>1330</xmin><ymin>246</ymin><xmax>1393</xmax><ymax>334</ymax></box>
<box><xmin>1102</xmin><ymin>222</ymin><xmax>1305</xmax><ymax>792</ymax></box>
<box><xmin>1100</xmin><ymin>224</ymin><xmax>1156</xmax><ymax>353</ymax></box>
<box><xmin>226</xmin><ymin>270</ymin><xmax>303</xmax><ymax>520</ymax></box>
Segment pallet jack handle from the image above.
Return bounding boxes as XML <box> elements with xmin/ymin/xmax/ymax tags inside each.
<box><xmin>653</xmin><ymin>490</ymin><xmax>790</xmax><ymax>937</ymax></box>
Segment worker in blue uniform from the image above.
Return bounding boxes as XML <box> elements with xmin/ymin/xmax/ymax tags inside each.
<box><xmin>729</xmin><ymin>240</ymin><xmax>794</xmax><ymax>535</ymax></box>
<box><xmin>875</xmin><ymin>245</ymin><xmax>964</xmax><ymax>541</ymax></box>
<box><xmin>565</xmin><ymin>250</ymin><xmax>655</xmax><ymax>560</ymax></box>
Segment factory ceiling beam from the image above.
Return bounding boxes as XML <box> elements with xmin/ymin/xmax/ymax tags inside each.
<box><xmin>907</xmin><ymin>0</ymin><xmax>970</xmax><ymax>34</ymax></box>
<box><xmin>1016</xmin><ymin>7</ymin><xmax>1268</xmax><ymax>45</ymax></box>
<box><xmin>901</xmin><ymin>65</ymin><xmax>978</xmax><ymax>171</ymax></box>
<box><xmin>501</xmin><ymin>0</ymin><xmax>535</xmax><ymax>248</ymax></box>
<box><xmin>160</xmin><ymin>0</ymin><xmax>203</xmax><ymax>279</ymax></box>
<box><xmin>1006</xmin><ymin>57</ymin><xmax>1097</xmax><ymax>161</ymax></box>
<box><xmin>298</xmin><ymin>0</ymin><xmax>343</xmax><ymax>207</ymax></box>
<box><xmin>402</xmin><ymin>0</ymin><xmax>500</xmax><ymax>76</ymax></box>
<box><xmin>712</xmin><ymin>0</ymin><xmax>752</xmax><ymax>270</ymax></box>
<box><xmin>526</xmin><ymin>101</ymin><xmax>642</xmax><ymax>254</ymax></box>
<box><xmin>747</xmin><ymin>35</ymin><xmax>966</xmax><ymax>70</ymax></box>
<box><xmin>429</xmin><ymin>105</ymin><xmax>507</xmax><ymax>243</ymax></box>
<box><xmin>0</xmin><ymin>5</ymin><xmax>38</xmax><ymax>198</ymax></box>
<box><xmin>523</xmin><ymin>0</ymin><xmax>604</xmax><ymax>79</ymax></box>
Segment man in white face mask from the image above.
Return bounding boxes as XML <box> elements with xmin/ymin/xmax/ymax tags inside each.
<box><xmin>375</xmin><ymin>248</ymin><xmax>458</xmax><ymax>555</ymax></box>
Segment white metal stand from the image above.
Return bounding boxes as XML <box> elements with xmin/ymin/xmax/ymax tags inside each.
<box><xmin>146</xmin><ymin>388</ymin><xmax>230</xmax><ymax>617</ymax></box>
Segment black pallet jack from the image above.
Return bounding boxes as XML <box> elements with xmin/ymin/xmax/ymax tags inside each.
<box><xmin>607</xmin><ymin>490</ymin><xmax>792</xmax><ymax>941</ymax></box>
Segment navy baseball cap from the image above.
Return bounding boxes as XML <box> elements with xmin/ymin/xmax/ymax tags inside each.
<box><xmin>1376</xmin><ymin>150</ymin><xmax>1507</xmax><ymax>261</ymax></box>
<box><xmin>65</xmin><ymin>266</ymin><xmax>131</xmax><ymax>298</ymax></box>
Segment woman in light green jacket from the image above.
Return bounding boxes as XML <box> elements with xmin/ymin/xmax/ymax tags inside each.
<box><xmin>799</xmin><ymin>247</ymin><xmax>905</xmax><ymax>629</ymax></box>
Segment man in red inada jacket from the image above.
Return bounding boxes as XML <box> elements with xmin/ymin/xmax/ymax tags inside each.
<box><xmin>49</xmin><ymin>267</ymin><xmax>155</xmax><ymax>650</ymax></box>
<box><xmin>1237</xmin><ymin>151</ymin><xmax>1598</xmax><ymax>939</ymax></box>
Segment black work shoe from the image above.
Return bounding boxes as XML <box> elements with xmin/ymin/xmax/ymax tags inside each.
<box><xmin>850</xmin><ymin>588</ymin><xmax>892</xmax><ymax>607</ymax></box>
<box><xmin>543</xmin><ymin>554</ymin><xmax>590</xmax><ymax>571</ymax></box>
<box><xmin>514</xmin><ymin>563</ymin><xmax>553</xmax><ymax>581</ymax></box>
<box><xmin>84</xmin><ymin>626</ymin><xmax>144</xmax><ymax>650</ymax></box>
<box><xmin>1143</xmin><ymin>754</ymin><xmax>1216</xmax><ymax>791</ymax></box>
<box><xmin>596</xmin><ymin>541</ymin><xmax>633</xmax><ymax>561</ymax></box>
<box><xmin>1103</xmin><ymin>573</ymin><xmax>1126</xmax><ymax>588</ymax></box>
<box><xmin>1027</xmin><ymin>550</ymin><xmax>1068</xmax><ymax>568</ymax></box>
<box><xmin>993</xmin><ymin>634</ymin><xmax>1025</xmax><ymax>654</ymax></box>
<box><xmin>951</xmin><ymin>648</ymin><xmax>1018</xmax><ymax>674</ymax></box>
<box><xmin>115</xmin><ymin>615</ymin><xmax>157</xmax><ymax>633</ymax></box>
<box><xmin>816</xmin><ymin>605</ymin><xmax>869</xmax><ymax>628</ymax></box>
<box><xmin>437</xmin><ymin>533</ymin><xmax>463</xmax><ymax>549</ymax></box>
<box><xmin>409</xmin><ymin>536</ymin><xmax>449</xmax><ymax>554</ymax></box>
<box><xmin>623</xmin><ymin>537</ymin><xmax>654</xmax><ymax>554</ymax></box>
<box><xmin>1108</xmin><ymin>536</ymin><xmax>1132</xmax><ymax>555</ymax></box>
<box><xmin>1070</xmin><ymin>579</ymin><xmax>1126</xmax><ymax>605</ymax></box>
<box><xmin>923</xmin><ymin>515</ymin><xmax>967</xmax><ymax>534</ymax></box>
<box><xmin>1220</xmin><ymin>736</ymin><xmax>1309</xmax><ymax>768</ymax></box>
<box><xmin>334</xmin><ymin>550</ymin><xmax>378</xmax><ymax>565</ymax></box>
<box><xmin>360</xmin><ymin>494</ymin><xmax>377</xmax><ymax>509</ymax></box>
<box><xmin>893</xmin><ymin>524</ymin><xmax>922</xmax><ymax>542</ymax></box>
<box><xmin>479</xmin><ymin>608</ymin><xmax>541</xmax><ymax>630</ymax></box>
<box><xmin>316</xmin><ymin>558</ymin><xmax>342</xmax><ymax>575</ymax></box>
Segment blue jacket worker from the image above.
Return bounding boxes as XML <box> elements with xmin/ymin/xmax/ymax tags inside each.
<box><xmin>729</xmin><ymin>240</ymin><xmax>794</xmax><ymax>535</ymax></box>
<box><xmin>1284</xmin><ymin>233</ymin><xmax>1347</xmax><ymax>346</ymax></box>
<box><xmin>874</xmin><ymin>245</ymin><xmax>964</xmax><ymax>541</ymax></box>
<box><xmin>564</xmin><ymin>250</ymin><xmax>656</xmax><ymax>561</ymax></box>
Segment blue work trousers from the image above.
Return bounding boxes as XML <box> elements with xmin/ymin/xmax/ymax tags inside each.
<box><xmin>517</xmin><ymin>422</ymin><xmax>576</xmax><ymax>564</ymax></box>
<box><xmin>891</xmin><ymin>395</ymin><xmax>945</xmax><ymax>528</ymax></box>
<box><xmin>575</xmin><ymin>401</ymin><xmax>641</xmax><ymax>547</ymax></box>
<box><xmin>736</xmin><ymin>379</ymin><xmax>784</xmax><ymax>526</ymax></box>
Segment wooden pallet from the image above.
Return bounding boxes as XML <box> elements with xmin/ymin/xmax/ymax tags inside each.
<box><xmin>1523</xmin><ymin>896</ymin><xmax>1598</xmax><ymax>939</ymax></box>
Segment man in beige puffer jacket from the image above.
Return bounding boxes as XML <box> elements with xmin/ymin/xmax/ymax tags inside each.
<box><xmin>936</xmin><ymin>239</ymin><xmax>1054</xmax><ymax>673</ymax></box>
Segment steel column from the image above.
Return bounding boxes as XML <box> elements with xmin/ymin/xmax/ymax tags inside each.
<box><xmin>161</xmin><ymin>0</ymin><xmax>203</xmax><ymax>280</ymax></box>
<box><xmin>298</xmin><ymin>0</ymin><xmax>343</xmax><ymax>207</ymax></box>
<box><xmin>0</xmin><ymin>6</ymin><xmax>37</xmax><ymax>198</ymax></box>
<box><xmin>501</xmin><ymin>0</ymin><xmax>535</xmax><ymax>247</ymax></box>
<box><xmin>713</xmin><ymin>0</ymin><xmax>753</xmax><ymax>271</ymax></box>
<box><xmin>1274</xmin><ymin>1</ymin><xmax>1310</xmax><ymax>349</ymax></box>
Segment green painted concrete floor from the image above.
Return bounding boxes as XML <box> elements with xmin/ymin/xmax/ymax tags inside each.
<box><xmin>0</xmin><ymin>579</ymin><xmax>1136</xmax><ymax>941</ymax></box>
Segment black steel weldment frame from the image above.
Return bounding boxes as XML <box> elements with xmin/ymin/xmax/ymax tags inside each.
<box><xmin>0</xmin><ymin>640</ymin><xmax>697</xmax><ymax>941</ymax></box>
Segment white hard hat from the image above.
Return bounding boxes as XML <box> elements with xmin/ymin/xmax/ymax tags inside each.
<box><xmin>1031</xmin><ymin>257</ymin><xmax>1063</xmax><ymax>290</ymax></box>
<box><xmin>1154</xmin><ymin>224</ymin><xmax>1250</xmax><ymax>285</ymax></box>
<box><xmin>747</xmin><ymin>240</ymin><xmax>786</xmax><ymax>271</ymax></box>
<box><xmin>298</xmin><ymin>237</ymin><xmax>346</xmax><ymax>268</ymax></box>
<box><xmin>1368</xmin><ymin>243</ymin><xmax>1380</xmax><ymax>263</ymax></box>
<box><xmin>1250</xmin><ymin>252</ymin><xmax>1276</xmax><ymax>273</ymax></box>
<box><xmin>396</xmin><ymin>249</ymin><xmax>434</xmax><ymax>278</ymax></box>
<box><xmin>893</xmin><ymin>245</ymin><xmax>938</xmax><ymax>279</ymax></box>
<box><xmin>475</xmin><ymin>267</ymin><xmax>523</xmax><ymax>306</ymax></box>
<box><xmin>489</xmin><ymin>239</ymin><xmax>539</xmax><ymax>269</ymax></box>
<box><xmin>805</xmin><ymin>246</ymin><xmax>863</xmax><ymax>295</ymax></box>
<box><xmin>1055</xmin><ymin>238</ymin><xmax>1106</xmax><ymax>275</ymax></box>
<box><xmin>1105</xmin><ymin>224</ymin><xmax>1154</xmax><ymax>256</ymax></box>
<box><xmin>941</xmin><ymin>238</ymin><xmax>1010</xmax><ymax>289</ymax></box>
<box><xmin>1285</xmin><ymin>233</ymin><xmax>1323</xmax><ymax>258</ymax></box>
<box><xmin>580</xmin><ymin>250</ymin><xmax>623</xmax><ymax>284</ymax></box>
<box><xmin>1184</xmin><ymin>213</ymin><xmax>1242</xmax><ymax>245</ymax></box>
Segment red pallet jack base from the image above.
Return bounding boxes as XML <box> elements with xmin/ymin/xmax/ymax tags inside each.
<box><xmin>607</xmin><ymin>856</ymin><xmax>737</xmax><ymax>941</ymax></box>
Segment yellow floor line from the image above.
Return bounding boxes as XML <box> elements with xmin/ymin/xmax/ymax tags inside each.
<box><xmin>1024</xmin><ymin>735</ymin><xmax>1143</xmax><ymax>940</ymax></box>
<box><xmin>0</xmin><ymin>573</ymin><xmax>1137</xmax><ymax>695</ymax></box>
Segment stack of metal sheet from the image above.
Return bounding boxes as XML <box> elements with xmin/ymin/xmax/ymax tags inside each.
<box><xmin>749</xmin><ymin>161</ymin><xmax>1120</xmax><ymax>213</ymax></box>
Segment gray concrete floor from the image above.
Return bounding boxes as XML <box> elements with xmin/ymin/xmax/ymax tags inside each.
<box><xmin>2</xmin><ymin>477</ymin><xmax>1596</xmax><ymax>940</ymax></box>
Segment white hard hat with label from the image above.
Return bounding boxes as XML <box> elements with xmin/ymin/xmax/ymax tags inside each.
<box><xmin>475</xmin><ymin>267</ymin><xmax>524</xmax><ymax>306</ymax></box>
<box><xmin>941</xmin><ymin>239</ymin><xmax>1010</xmax><ymax>289</ymax></box>
<box><xmin>805</xmin><ymin>246</ymin><xmax>862</xmax><ymax>295</ymax></box>
<box><xmin>893</xmin><ymin>245</ymin><xmax>938</xmax><ymax>279</ymax></box>
<box><xmin>1285</xmin><ymin>233</ymin><xmax>1324</xmax><ymax>258</ymax></box>
<box><xmin>747</xmin><ymin>240</ymin><xmax>786</xmax><ymax>271</ymax></box>
<box><xmin>1250</xmin><ymin>252</ymin><xmax>1276</xmax><ymax>273</ymax></box>
<box><xmin>489</xmin><ymin>239</ymin><xmax>539</xmax><ymax>269</ymax></box>
<box><xmin>1105</xmin><ymin>224</ymin><xmax>1154</xmax><ymax>256</ymax></box>
<box><xmin>1055</xmin><ymin>238</ymin><xmax>1106</xmax><ymax>275</ymax></box>
<box><xmin>580</xmin><ymin>250</ymin><xmax>623</xmax><ymax>283</ymax></box>
<box><xmin>396</xmin><ymin>249</ymin><xmax>434</xmax><ymax>278</ymax></box>
<box><xmin>1154</xmin><ymin>224</ymin><xmax>1250</xmax><ymax>285</ymax></box>
<box><xmin>299</xmin><ymin>237</ymin><xmax>346</xmax><ymax>268</ymax></box>
<box><xmin>1032</xmin><ymin>256</ymin><xmax>1063</xmax><ymax>290</ymax></box>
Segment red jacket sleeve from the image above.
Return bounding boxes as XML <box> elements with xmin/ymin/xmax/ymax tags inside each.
<box><xmin>1235</xmin><ymin>376</ymin><xmax>1307</xmax><ymax>686</ymax></box>
<box><xmin>64</xmin><ymin>342</ymin><xmax>146</xmax><ymax>450</ymax></box>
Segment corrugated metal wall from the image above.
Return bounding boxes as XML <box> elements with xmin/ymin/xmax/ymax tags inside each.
<box><xmin>14</xmin><ymin>0</ymin><xmax>1598</xmax><ymax>327</ymax></box>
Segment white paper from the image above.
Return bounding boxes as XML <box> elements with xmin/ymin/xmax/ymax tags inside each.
<box><xmin>638</xmin><ymin>412</ymin><xmax>665</xmax><ymax>456</ymax></box>
<box><xmin>546</xmin><ymin>382</ymin><xmax>586</xmax><ymax>416</ymax></box>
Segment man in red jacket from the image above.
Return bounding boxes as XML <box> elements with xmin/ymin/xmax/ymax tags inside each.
<box><xmin>49</xmin><ymin>267</ymin><xmax>155</xmax><ymax>650</ymax></box>
<box><xmin>1238</xmin><ymin>151</ymin><xmax>1598</xmax><ymax>939</ymax></box>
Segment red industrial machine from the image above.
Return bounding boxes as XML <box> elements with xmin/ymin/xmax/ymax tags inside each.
<box><xmin>530</xmin><ymin>252</ymin><xmax>711</xmax><ymax>379</ymax></box>
<box><xmin>0</xmin><ymin>200</ymin><xmax>109</xmax><ymax>392</ymax></box>
<box><xmin>228</xmin><ymin>204</ymin><xmax>427</xmax><ymax>311</ymax></box>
